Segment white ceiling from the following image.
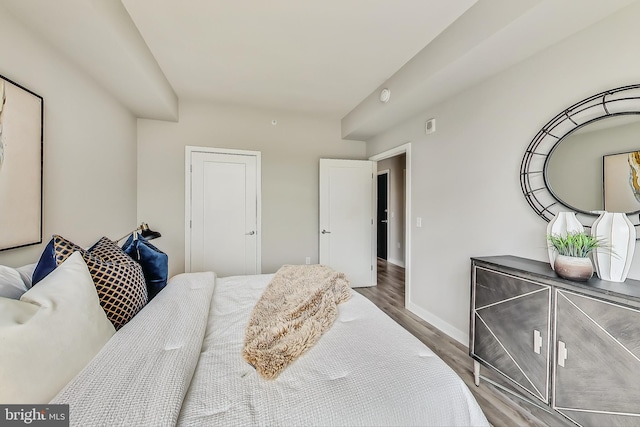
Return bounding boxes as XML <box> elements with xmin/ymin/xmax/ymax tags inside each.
<box><xmin>1</xmin><ymin>0</ymin><xmax>638</xmax><ymax>137</ymax></box>
<box><xmin>120</xmin><ymin>0</ymin><xmax>476</xmax><ymax>118</ymax></box>
<box><xmin>0</xmin><ymin>0</ymin><xmax>476</xmax><ymax>120</ymax></box>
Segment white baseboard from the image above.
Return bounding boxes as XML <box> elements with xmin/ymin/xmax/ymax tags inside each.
<box><xmin>387</xmin><ymin>258</ymin><xmax>405</xmax><ymax>268</ymax></box>
<box><xmin>407</xmin><ymin>302</ymin><xmax>469</xmax><ymax>346</ymax></box>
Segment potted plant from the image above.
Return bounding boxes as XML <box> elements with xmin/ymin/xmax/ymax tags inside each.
<box><xmin>547</xmin><ymin>231</ymin><xmax>601</xmax><ymax>281</ymax></box>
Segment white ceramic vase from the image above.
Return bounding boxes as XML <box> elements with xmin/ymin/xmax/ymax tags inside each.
<box><xmin>591</xmin><ymin>212</ymin><xmax>636</xmax><ymax>282</ymax></box>
<box><xmin>547</xmin><ymin>212</ymin><xmax>584</xmax><ymax>270</ymax></box>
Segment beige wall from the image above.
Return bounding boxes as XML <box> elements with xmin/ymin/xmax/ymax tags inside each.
<box><xmin>0</xmin><ymin>6</ymin><xmax>137</xmax><ymax>267</ymax></box>
<box><xmin>366</xmin><ymin>2</ymin><xmax>640</xmax><ymax>343</ymax></box>
<box><xmin>377</xmin><ymin>154</ymin><xmax>406</xmax><ymax>266</ymax></box>
<box><xmin>137</xmin><ymin>100</ymin><xmax>366</xmax><ymax>277</ymax></box>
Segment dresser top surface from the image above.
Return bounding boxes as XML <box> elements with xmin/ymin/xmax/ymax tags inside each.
<box><xmin>472</xmin><ymin>255</ymin><xmax>640</xmax><ymax>302</ymax></box>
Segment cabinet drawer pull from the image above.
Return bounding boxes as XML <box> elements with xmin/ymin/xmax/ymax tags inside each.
<box><xmin>533</xmin><ymin>330</ymin><xmax>543</xmax><ymax>354</ymax></box>
<box><xmin>557</xmin><ymin>340</ymin><xmax>568</xmax><ymax>367</ymax></box>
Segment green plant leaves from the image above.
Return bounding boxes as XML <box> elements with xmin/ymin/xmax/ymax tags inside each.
<box><xmin>547</xmin><ymin>231</ymin><xmax>601</xmax><ymax>258</ymax></box>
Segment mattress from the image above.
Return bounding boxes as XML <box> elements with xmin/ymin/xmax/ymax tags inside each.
<box><xmin>178</xmin><ymin>274</ymin><xmax>488</xmax><ymax>426</ymax></box>
<box><xmin>53</xmin><ymin>271</ymin><xmax>489</xmax><ymax>427</ymax></box>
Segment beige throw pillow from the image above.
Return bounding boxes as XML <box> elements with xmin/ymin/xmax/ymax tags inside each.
<box><xmin>0</xmin><ymin>252</ymin><xmax>116</xmax><ymax>403</ymax></box>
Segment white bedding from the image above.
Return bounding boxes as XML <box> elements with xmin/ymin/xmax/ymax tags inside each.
<box><xmin>53</xmin><ymin>272</ymin><xmax>489</xmax><ymax>427</ymax></box>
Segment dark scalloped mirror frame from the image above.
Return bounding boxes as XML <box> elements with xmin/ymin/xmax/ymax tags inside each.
<box><xmin>520</xmin><ymin>84</ymin><xmax>640</xmax><ymax>237</ymax></box>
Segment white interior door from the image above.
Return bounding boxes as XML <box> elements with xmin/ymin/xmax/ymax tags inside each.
<box><xmin>186</xmin><ymin>147</ymin><xmax>261</xmax><ymax>276</ymax></box>
<box><xmin>319</xmin><ymin>159</ymin><xmax>376</xmax><ymax>287</ymax></box>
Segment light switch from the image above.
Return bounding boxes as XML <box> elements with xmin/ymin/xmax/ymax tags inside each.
<box><xmin>416</xmin><ymin>217</ymin><xmax>422</xmax><ymax>227</ymax></box>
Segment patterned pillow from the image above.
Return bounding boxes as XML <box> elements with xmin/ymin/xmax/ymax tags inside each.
<box><xmin>89</xmin><ymin>236</ymin><xmax>138</xmax><ymax>264</ymax></box>
<box><xmin>32</xmin><ymin>235</ymin><xmax>148</xmax><ymax>330</ymax></box>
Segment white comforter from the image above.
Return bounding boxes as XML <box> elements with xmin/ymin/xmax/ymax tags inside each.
<box><xmin>53</xmin><ymin>272</ymin><xmax>489</xmax><ymax>427</ymax></box>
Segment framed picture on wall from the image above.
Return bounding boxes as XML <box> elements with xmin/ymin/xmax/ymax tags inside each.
<box><xmin>603</xmin><ymin>150</ymin><xmax>640</xmax><ymax>214</ymax></box>
<box><xmin>0</xmin><ymin>74</ymin><xmax>43</xmax><ymax>251</ymax></box>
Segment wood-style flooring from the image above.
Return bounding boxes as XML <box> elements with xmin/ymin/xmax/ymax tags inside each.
<box><xmin>355</xmin><ymin>258</ymin><xmax>559</xmax><ymax>427</ymax></box>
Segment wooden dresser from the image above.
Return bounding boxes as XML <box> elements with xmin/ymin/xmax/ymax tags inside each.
<box><xmin>470</xmin><ymin>255</ymin><xmax>640</xmax><ymax>426</ymax></box>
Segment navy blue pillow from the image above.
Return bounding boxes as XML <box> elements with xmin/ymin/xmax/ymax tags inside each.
<box><xmin>31</xmin><ymin>239</ymin><xmax>57</xmax><ymax>285</ymax></box>
<box><xmin>122</xmin><ymin>235</ymin><xmax>168</xmax><ymax>300</ymax></box>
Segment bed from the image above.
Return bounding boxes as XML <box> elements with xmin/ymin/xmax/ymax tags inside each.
<box><xmin>1</xmin><ymin>234</ymin><xmax>488</xmax><ymax>426</ymax></box>
<box><xmin>46</xmin><ymin>269</ymin><xmax>489</xmax><ymax>426</ymax></box>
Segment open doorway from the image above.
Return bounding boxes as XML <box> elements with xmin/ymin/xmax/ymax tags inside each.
<box><xmin>369</xmin><ymin>143</ymin><xmax>411</xmax><ymax>308</ymax></box>
<box><xmin>376</xmin><ymin>157</ymin><xmax>405</xmax><ymax>268</ymax></box>
<box><xmin>377</xmin><ymin>170</ymin><xmax>389</xmax><ymax>260</ymax></box>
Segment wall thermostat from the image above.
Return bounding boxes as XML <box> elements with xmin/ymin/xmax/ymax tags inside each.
<box><xmin>425</xmin><ymin>118</ymin><xmax>436</xmax><ymax>134</ymax></box>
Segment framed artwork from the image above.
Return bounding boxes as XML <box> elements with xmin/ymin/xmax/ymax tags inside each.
<box><xmin>603</xmin><ymin>150</ymin><xmax>640</xmax><ymax>213</ymax></box>
<box><xmin>0</xmin><ymin>74</ymin><xmax>43</xmax><ymax>251</ymax></box>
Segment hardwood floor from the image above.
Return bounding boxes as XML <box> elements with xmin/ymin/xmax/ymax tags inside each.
<box><xmin>356</xmin><ymin>258</ymin><xmax>560</xmax><ymax>427</ymax></box>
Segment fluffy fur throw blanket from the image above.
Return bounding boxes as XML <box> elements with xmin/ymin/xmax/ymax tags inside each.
<box><xmin>242</xmin><ymin>264</ymin><xmax>351</xmax><ymax>379</ymax></box>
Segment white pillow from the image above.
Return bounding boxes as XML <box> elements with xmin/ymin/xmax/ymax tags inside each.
<box><xmin>0</xmin><ymin>265</ymin><xmax>29</xmax><ymax>299</ymax></box>
<box><xmin>0</xmin><ymin>251</ymin><xmax>116</xmax><ymax>404</ymax></box>
<box><xmin>17</xmin><ymin>263</ymin><xmax>37</xmax><ymax>288</ymax></box>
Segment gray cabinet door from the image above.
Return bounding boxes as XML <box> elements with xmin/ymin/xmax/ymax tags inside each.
<box><xmin>554</xmin><ymin>290</ymin><xmax>640</xmax><ymax>426</ymax></box>
<box><xmin>472</xmin><ymin>267</ymin><xmax>551</xmax><ymax>403</ymax></box>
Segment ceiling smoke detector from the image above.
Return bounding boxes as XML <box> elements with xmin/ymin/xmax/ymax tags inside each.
<box><xmin>379</xmin><ymin>88</ymin><xmax>391</xmax><ymax>103</ymax></box>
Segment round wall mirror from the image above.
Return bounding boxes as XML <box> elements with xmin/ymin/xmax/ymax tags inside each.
<box><xmin>521</xmin><ymin>84</ymin><xmax>640</xmax><ymax>235</ymax></box>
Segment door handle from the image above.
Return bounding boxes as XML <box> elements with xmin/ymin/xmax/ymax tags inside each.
<box><xmin>533</xmin><ymin>330</ymin><xmax>542</xmax><ymax>354</ymax></box>
<box><xmin>557</xmin><ymin>340</ymin><xmax>568</xmax><ymax>367</ymax></box>
<box><xmin>381</xmin><ymin>220</ymin><xmax>388</xmax><ymax>223</ymax></box>
<box><xmin>321</xmin><ymin>229</ymin><xmax>331</xmax><ymax>234</ymax></box>
<box><xmin>246</xmin><ymin>231</ymin><xmax>256</xmax><ymax>235</ymax></box>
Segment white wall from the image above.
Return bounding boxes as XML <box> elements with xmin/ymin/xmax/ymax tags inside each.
<box><xmin>137</xmin><ymin>100</ymin><xmax>366</xmax><ymax>277</ymax></box>
<box><xmin>377</xmin><ymin>155</ymin><xmax>406</xmax><ymax>266</ymax></box>
<box><xmin>366</xmin><ymin>2</ymin><xmax>640</xmax><ymax>343</ymax></box>
<box><xmin>0</xmin><ymin>7</ymin><xmax>138</xmax><ymax>267</ymax></box>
